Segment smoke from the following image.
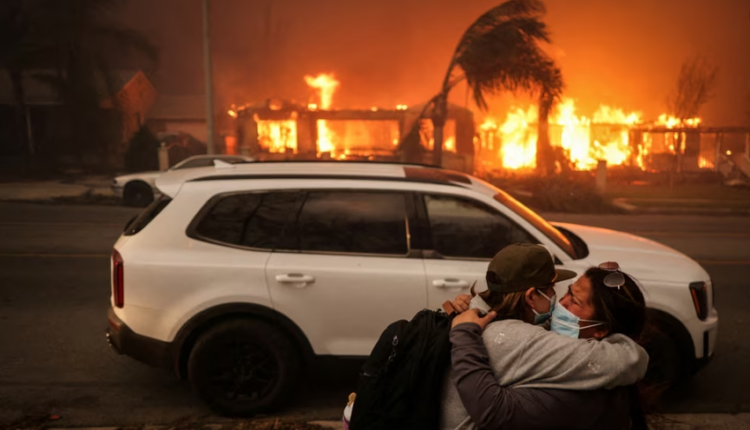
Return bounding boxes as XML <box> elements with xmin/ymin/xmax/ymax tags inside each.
<box><xmin>122</xmin><ymin>0</ymin><xmax>750</xmax><ymax>126</ymax></box>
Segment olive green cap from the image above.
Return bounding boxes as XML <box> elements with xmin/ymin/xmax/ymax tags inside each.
<box><xmin>486</xmin><ymin>243</ymin><xmax>577</xmax><ymax>293</ymax></box>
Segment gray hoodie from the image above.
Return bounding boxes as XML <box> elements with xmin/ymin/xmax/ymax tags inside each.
<box><xmin>440</xmin><ymin>296</ymin><xmax>649</xmax><ymax>430</ymax></box>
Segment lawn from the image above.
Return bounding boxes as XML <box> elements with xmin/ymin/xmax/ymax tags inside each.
<box><xmin>604</xmin><ymin>183</ymin><xmax>750</xmax><ymax>201</ymax></box>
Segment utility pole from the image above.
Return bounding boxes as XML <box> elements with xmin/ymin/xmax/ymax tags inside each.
<box><xmin>202</xmin><ymin>0</ymin><xmax>216</xmax><ymax>154</ymax></box>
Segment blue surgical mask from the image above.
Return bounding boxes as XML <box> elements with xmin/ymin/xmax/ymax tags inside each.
<box><xmin>550</xmin><ymin>302</ymin><xmax>604</xmax><ymax>338</ymax></box>
<box><xmin>532</xmin><ymin>289</ymin><xmax>556</xmax><ymax>325</ymax></box>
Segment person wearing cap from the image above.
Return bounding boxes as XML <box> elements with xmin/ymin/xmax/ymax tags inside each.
<box><xmin>440</xmin><ymin>243</ymin><xmax>650</xmax><ymax>430</ymax></box>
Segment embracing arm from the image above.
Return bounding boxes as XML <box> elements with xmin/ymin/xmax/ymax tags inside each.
<box><xmin>482</xmin><ymin>322</ymin><xmax>649</xmax><ymax>390</ymax></box>
<box><xmin>450</xmin><ymin>322</ymin><xmax>524</xmax><ymax>429</ymax></box>
<box><xmin>450</xmin><ymin>323</ymin><xmax>632</xmax><ymax>430</ymax></box>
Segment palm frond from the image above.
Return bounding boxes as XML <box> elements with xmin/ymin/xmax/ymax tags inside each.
<box><xmin>92</xmin><ymin>25</ymin><xmax>160</xmax><ymax>66</ymax></box>
<box><xmin>443</xmin><ymin>0</ymin><xmax>562</xmax><ymax>111</ymax></box>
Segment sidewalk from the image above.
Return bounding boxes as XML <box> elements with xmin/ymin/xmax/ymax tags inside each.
<box><xmin>0</xmin><ymin>177</ymin><xmax>116</xmax><ymax>202</ymax></box>
<box><xmin>13</xmin><ymin>414</ymin><xmax>750</xmax><ymax>430</ymax></box>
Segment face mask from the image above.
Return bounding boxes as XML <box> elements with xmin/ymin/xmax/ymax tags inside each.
<box><xmin>550</xmin><ymin>302</ymin><xmax>604</xmax><ymax>339</ymax></box>
<box><xmin>532</xmin><ymin>289</ymin><xmax>556</xmax><ymax>325</ymax></box>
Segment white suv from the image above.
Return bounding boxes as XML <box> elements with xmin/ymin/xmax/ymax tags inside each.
<box><xmin>106</xmin><ymin>161</ymin><xmax>718</xmax><ymax>416</ymax></box>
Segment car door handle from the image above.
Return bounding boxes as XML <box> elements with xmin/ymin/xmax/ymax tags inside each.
<box><xmin>275</xmin><ymin>274</ymin><xmax>315</xmax><ymax>287</ymax></box>
<box><xmin>433</xmin><ymin>279</ymin><xmax>470</xmax><ymax>289</ymax></box>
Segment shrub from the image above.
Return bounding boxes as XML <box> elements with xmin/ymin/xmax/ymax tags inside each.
<box><xmin>124</xmin><ymin>126</ymin><xmax>160</xmax><ymax>172</ymax></box>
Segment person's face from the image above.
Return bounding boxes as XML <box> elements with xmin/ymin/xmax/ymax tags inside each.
<box><xmin>529</xmin><ymin>284</ymin><xmax>556</xmax><ymax>314</ymax></box>
<box><xmin>558</xmin><ymin>275</ymin><xmax>607</xmax><ymax>339</ymax></box>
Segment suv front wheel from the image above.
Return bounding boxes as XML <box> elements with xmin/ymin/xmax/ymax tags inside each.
<box><xmin>187</xmin><ymin>319</ymin><xmax>299</xmax><ymax>416</ymax></box>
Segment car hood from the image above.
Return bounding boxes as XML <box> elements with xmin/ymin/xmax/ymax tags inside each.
<box><xmin>115</xmin><ymin>171</ymin><xmax>162</xmax><ymax>183</ymax></box>
<box><xmin>554</xmin><ymin>222</ymin><xmax>710</xmax><ymax>283</ymax></box>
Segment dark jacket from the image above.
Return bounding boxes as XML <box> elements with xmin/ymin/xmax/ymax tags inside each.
<box><xmin>450</xmin><ymin>323</ymin><xmax>633</xmax><ymax>430</ymax></box>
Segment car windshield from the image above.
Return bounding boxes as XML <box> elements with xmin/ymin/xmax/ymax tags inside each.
<box><xmin>492</xmin><ymin>189</ymin><xmax>578</xmax><ymax>259</ymax></box>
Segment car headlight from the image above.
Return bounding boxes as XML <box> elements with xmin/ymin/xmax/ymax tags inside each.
<box><xmin>689</xmin><ymin>281</ymin><xmax>709</xmax><ymax>321</ymax></box>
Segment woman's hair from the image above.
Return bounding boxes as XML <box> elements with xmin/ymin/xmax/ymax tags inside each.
<box><xmin>585</xmin><ymin>267</ymin><xmax>647</xmax><ymax>341</ymax></box>
<box><xmin>585</xmin><ymin>267</ymin><xmax>650</xmax><ymax>430</ymax></box>
<box><xmin>473</xmin><ymin>271</ymin><xmax>528</xmax><ymax>321</ymax></box>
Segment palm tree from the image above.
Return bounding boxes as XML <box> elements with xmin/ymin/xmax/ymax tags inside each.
<box><xmin>535</xmin><ymin>63</ymin><xmax>563</xmax><ymax>175</ymax></box>
<box><xmin>426</xmin><ymin>0</ymin><xmax>563</xmax><ymax>172</ymax></box>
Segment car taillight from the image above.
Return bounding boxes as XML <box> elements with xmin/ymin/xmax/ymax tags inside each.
<box><xmin>112</xmin><ymin>249</ymin><xmax>124</xmax><ymax>308</ymax></box>
<box><xmin>689</xmin><ymin>282</ymin><xmax>708</xmax><ymax>321</ymax></box>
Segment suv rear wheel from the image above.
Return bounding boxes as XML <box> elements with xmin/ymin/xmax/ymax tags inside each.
<box><xmin>187</xmin><ymin>319</ymin><xmax>299</xmax><ymax>417</ymax></box>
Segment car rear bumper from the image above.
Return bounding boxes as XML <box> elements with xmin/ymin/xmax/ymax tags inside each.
<box><xmin>106</xmin><ymin>307</ymin><xmax>173</xmax><ymax>371</ymax></box>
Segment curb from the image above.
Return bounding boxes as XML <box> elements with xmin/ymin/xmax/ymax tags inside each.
<box><xmin>612</xmin><ymin>198</ymin><xmax>750</xmax><ymax>216</ymax></box>
<box><xmin>12</xmin><ymin>415</ymin><xmax>750</xmax><ymax>430</ymax></box>
<box><xmin>11</xmin><ymin>422</ymin><xmax>343</xmax><ymax>430</ymax></box>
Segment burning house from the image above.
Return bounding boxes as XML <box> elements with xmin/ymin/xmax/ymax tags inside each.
<box><xmin>225</xmin><ymin>74</ymin><xmax>750</xmax><ymax>183</ymax></box>
<box><xmin>228</xmin><ymin>74</ymin><xmax>476</xmax><ymax>174</ymax></box>
<box><xmin>476</xmin><ymin>98</ymin><xmax>750</xmax><ymax>181</ymax></box>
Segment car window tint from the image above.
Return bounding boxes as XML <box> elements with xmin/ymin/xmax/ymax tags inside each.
<box><xmin>296</xmin><ymin>191</ymin><xmax>408</xmax><ymax>255</ymax></box>
<box><xmin>424</xmin><ymin>194</ymin><xmax>536</xmax><ymax>259</ymax></box>
<box><xmin>195</xmin><ymin>192</ymin><xmax>299</xmax><ymax>249</ymax></box>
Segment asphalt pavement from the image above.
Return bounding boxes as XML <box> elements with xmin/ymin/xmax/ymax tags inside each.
<box><xmin>0</xmin><ymin>202</ymin><xmax>749</xmax><ymax>427</ymax></box>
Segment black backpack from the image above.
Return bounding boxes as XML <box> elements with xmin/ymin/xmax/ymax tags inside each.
<box><xmin>349</xmin><ymin>308</ymin><xmax>454</xmax><ymax>430</ymax></box>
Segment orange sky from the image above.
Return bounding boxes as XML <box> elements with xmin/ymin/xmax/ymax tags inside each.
<box><xmin>123</xmin><ymin>0</ymin><xmax>750</xmax><ymax>126</ymax></box>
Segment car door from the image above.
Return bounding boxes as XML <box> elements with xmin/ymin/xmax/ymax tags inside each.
<box><xmin>265</xmin><ymin>189</ymin><xmax>427</xmax><ymax>356</ymax></box>
<box><xmin>420</xmin><ymin>192</ymin><xmax>542</xmax><ymax>310</ymax></box>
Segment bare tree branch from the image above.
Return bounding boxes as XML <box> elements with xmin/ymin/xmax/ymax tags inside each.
<box><xmin>667</xmin><ymin>54</ymin><xmax>719</xmax><ymax>120</ymax></box>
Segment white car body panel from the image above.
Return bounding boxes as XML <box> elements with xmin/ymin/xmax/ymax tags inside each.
<box><xmin>552</xmin><ymin>222</ymin><xmax>717</xmax><ymax>358</ymax></box>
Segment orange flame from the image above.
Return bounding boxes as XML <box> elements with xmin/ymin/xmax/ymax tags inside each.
<box><xmin>256</xmin><ymin>118</ymin><xmax>297</xmax><ymax>153</ymax></box>
<box><xmin>482</xmin><ymin>98</ymin><xmax>702</xmax><ymax>172</ymax></box>
<box><xmin>305</xmin><ymin>73</ymin><xmax>340</xmax><ymax>154</ymax></box>
<box><xmin>498</xmin><ymin>106</ymin><xmax>537</xmax><ymax>169</ymax></box>
<box><xmin>304</xmin><ymin>73</ymin><xmax>339</xmax><ymax>110</ymax></box>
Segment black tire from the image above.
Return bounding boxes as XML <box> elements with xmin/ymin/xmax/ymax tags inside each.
<box><xmin>187</xmin><ymin>319</ymin><xmax>300</xmax><ymax>417</ymax></box>
<box><xmin>123</xmin><ymin>181</ymin><xmax>154</xmax><ymax>207</ymax></box>
<box><xmin>641</xmin><ymin>316</ymin><xmax>689</xmax><ymax>387</ymax></box>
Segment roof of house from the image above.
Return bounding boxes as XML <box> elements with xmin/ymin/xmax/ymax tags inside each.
<box><xmin>0</xmin><ymin>69</ymin><xmax>147</xmax><ymax>105</ymax></box>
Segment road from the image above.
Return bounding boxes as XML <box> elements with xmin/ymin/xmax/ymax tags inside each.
<box><xmin>0</xmin><ymin>203</ymin><xmax>749</xmax><ymax>427</ymax></box>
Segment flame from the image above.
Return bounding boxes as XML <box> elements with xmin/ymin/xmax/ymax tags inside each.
<box><xmin>498</xmin><ymin>106</ymin><xmax>537</xmax><ymax>169</ymax></box>
<box><xmin>699</xmin><ymin>156</ymin><xmax>714</xmax><ymax>169</ymax></box>
<box><xmin>305</xmin><ymin>73</ymin><xmax>340</xmax><ymax>154</ymax></box>
<box><xmin>228</xmin><ymin>109</ymin><xmax>237</xmax><ymax>118</ymax></box>
<box><xmin>483</xmin><ymin>98</ymin><xmax>705</xmax><ymax>172</ymax></box>
<box><xmin>256</xmin><ymin>119</ymin><xmax>297</xmax><ymax>153</ymax></box>
<box><xmin>445</xmin><ymin>137</ymin><xmax>456</xmax><ymax>152</ymax></box>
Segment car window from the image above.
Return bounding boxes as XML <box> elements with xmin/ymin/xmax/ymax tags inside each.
<box><xmin>295</xmin><ymin>191</ymin><xmax>408</xmax><ymax>255</ymax></box>
<box><xmin>174</xmin><ymin>158</ymin><xmax>214</xmax><ymax>169</ymax></box>
<box><xmin>194</xmin><ymin>192</ymin><xmax>300</xmax><ymax>249</ymax></box>
<box><xmin>123</xmin><ymin>196</ymin><xmax>172</xmax><ymax>236</ymax></box>
<box><xmin>492</xmin><ymin>191</ymin><xmax>577</xmax><ymax>259</ymax></box>
<box><xmin>424</xmin><ymin>194</ymin><xmax>536</xmax><ymax>259</ymax></box>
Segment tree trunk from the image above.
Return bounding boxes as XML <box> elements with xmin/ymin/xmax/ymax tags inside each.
<box><xmin>9</xmin><ymin>69</ymin><xmax>33</xmax><ymax>155</ymax></box>
<box><xmin>536</xmin><ymin>95</ymin><xmax>554</xmax><ymax>176</ymax></box>
<box><xmin>431</xmin><ymin>94</ymin><xmax>447</xmax><ymax>167</ymax></box>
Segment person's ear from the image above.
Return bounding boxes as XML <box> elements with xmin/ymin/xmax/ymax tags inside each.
<box><xmin>524</xmin><ymin>288</ymin><xmax>535</xmax><ymax>308</ymax></box>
